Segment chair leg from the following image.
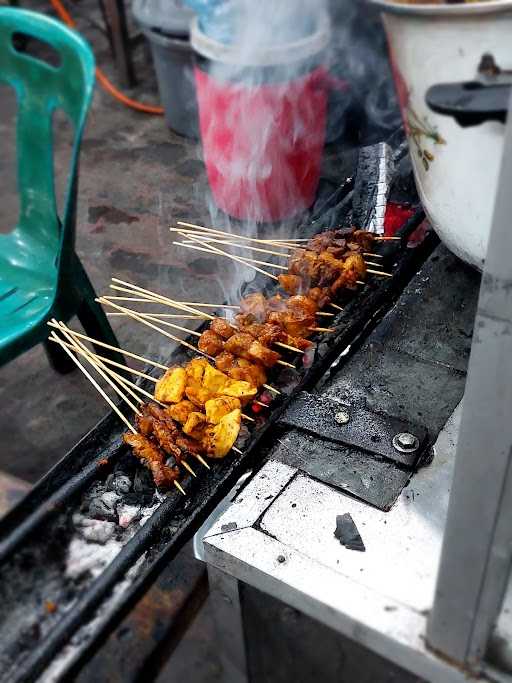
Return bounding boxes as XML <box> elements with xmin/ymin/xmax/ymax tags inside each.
<box><xmin>43</xmin><ymin>337</ymin><xmax>78</xmax><ymax>374</ymax></box>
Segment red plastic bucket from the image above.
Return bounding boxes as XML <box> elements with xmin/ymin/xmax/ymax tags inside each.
<box><xmin>191</xmin><ymin>17</ymin><xmax>331</xmax><ymax>222</ymax></box>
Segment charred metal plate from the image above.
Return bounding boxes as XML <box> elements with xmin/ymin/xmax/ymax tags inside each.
<box><xmin>270</xmin><ymin>432</ymin><xmax>411</xmax><ymax>511</ymax></box>
<box><xmin>278</xmin><ymin>392</ymin><xmax>427</xmax><ymax>469</ymax></box>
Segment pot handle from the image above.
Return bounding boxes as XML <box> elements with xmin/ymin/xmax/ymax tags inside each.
<box><xmin>426</xmin><ymin>81</ymin><xmax>510</xmax><ymax>127</ymax></box>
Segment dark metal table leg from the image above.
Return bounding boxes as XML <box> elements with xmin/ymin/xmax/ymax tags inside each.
<box><xmin>100</xmin><ymin>0</ymin><xmax>136</xmax><ymax>88</ymax></box>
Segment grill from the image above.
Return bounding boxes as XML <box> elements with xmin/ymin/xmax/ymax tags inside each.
<box><xmin>0</xmin><ymin>134</ymin><xmax>439</xmax><ymax>683</ymax></box>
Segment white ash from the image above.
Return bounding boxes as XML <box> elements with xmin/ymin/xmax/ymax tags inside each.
<box><xmin>66</xmin><ymin>536</ymin><xmax>123</xmax><ymax>581</ymax></box>
<box><xmin>43</xmin><ymin>556</ymin><xmax>146</xmax><ymax>683</ymax></box>
<box><xmin>117</xmin><ymin>503</ymin><xmax>141</xmax><ymax>529</ymax></box>
<box><xmin>72</xmin><ymin>515</ymin><xmax>116</xmax><ymax>544</ymax></box>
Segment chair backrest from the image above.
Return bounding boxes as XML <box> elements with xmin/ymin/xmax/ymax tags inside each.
<box><xmin>0</xmin><ymin>8</ymin><xmax>95</xmax><ymax>273</ymax></box>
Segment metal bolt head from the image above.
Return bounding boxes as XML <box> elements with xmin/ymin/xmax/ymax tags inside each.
<box><xmin>393</xmin><ymin>432</ymin><xmax>420</xmax><ymax>453</ymax></box>
<box><xmin>277</xmin><ymin>555</ymin><xmax>286</xmax><ymax>564</ymax></box>
<box><xmin>334</xmin><ymin>409</ymin><xmax>350</xmax><ymax>425</ymax></box>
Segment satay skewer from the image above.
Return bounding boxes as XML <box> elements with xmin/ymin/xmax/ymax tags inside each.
<box><xmin>179</xmin><ymin>237</ymin><xmax>387</xmax><ymax>273</ymax></box>
<box><xmin>104</xmin><ymin>300</ymin><xmax>297</xmax><ymax>369</ymax></box>
<box><xmin>178</xmin><ymin>230</ymin><xmax>393</xmax><ymax>288</ymax></box>
<box><xmin>49</xmin><ymin>328</ymin><xmax>187</xmax><ymax>493</ymax></box>
<box><xmin>51</xmin><ymin>325</ymin><xmax>205</xmax><ymax>477</ymax></box>
<box><xmin>48</xmin><ymin>321</ymin><xmax>281</xmax><ymax>402</ymax></box>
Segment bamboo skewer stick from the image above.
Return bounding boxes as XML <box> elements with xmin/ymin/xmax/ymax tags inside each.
<box><xmin>49</xmin><ymin>336</ymin><xmax>157</xmax><ymax>388</ymax></box>
<box><xmin>47</xmin><ymin>322</ymin><xmax>169</xmax><ymax>371</ymax></box>
<box><xmin>172</xmin><ymin>230</ymin><xmax>290</xmax><ymax>258</ymax></box>
<box><xmin>179</xmin><ymin>232</ymin><xmax>394</xmax><ymax>278</ymax></box>
<box><xmin>364</xmin><ymin>252</ymin><xmax>383</xmax><ymax>258</ymax></box>
<box><xmin>53</xmin><ymin>320</ymin><xmax>142</xmax><ymax>417</ymax></box>
<box><xmin>263</xmin><ymin>384</ymin><xmax>280</xmax><ymax>394</ymax></box>
<box><xmin>179</xmin><ymin>237</ymin><xmax>388</xmax><ymax>275</ymax></box>
<box><xmin>54</xmin><ymin>323</ymin><xmax>165</xmax><ymax>412</ymax></box>
<box><xmin>175</xmin><ymin>232</ymin><xmax>279</xmax><ymax>281</ymax></box>
<box><xmin>176</xmin><ymin>223</ymin><xmax>311</xmax><ymax>249</ymax></box>
<box><xmin>107</xmin><ymin>310</ymin><xmax>205</xmax><ymax>321</ymax></box>
<box><xmin>55</xmin><ymin>308</ymin><xmax>280</xmax><ymax>399</ymax></box>
<box><xmin>111</xmin><ymin>278</ymin><xmax>217</xmax><ymax>321</ymax></box>
<box><xmin>316</xmin><ymin>312</ymin><xmax>334</xmax><ymax>317</ymax></box>
<box><xmin>54</xmin><ymin>336</ymin><xmax>166</xmax><ymax>409</ymax></box>
<box><xmin>365</xmin><ymin>261</ymin><xmax>387</xmax><ymax>268</ymax></box>
<box><xmin>366</xmin><ymin>269</ymin><xmax>393</xmax><ymax>278</ymax></box>
<box><xmin>374</xmin><ymin>236</ymin><xmax>401</xmax><ymax>240</ymax></box>
<box><xmin>109</xmin><ymin>304</ymin><xmax>298</xmax><ymax>365</ymax></box>
<box><xmin>98</xmin><ymin>298</ymin><xmax>214</xmax><ymax>361</ymax></box>
<box><xmin>174</xmin><ymin>240</ymin><xmax>289</xmax><ymax>271</ymax></box>
<box><xmin>309</xmin><ymin>327</ymin><xmax>335</xmax><ymax>333</ymax></box>
<box><xmin>48</xmin><ymin>330</ymin><xmax>137</xmax><ymax>434</ymax></box>
<box><xmin>50</xmin><ymin>332</ymin><xmax>159</xmax><ymax>384</ymax></box>
<box><xmin>330</xmin><ymin>303</ymin><xmax>344</xmax><ymax>311</ymax></box>
<box><xmin>105</xmin><ymin>295</ymin><xmax>239</xmax><ymax>311</ymax></box>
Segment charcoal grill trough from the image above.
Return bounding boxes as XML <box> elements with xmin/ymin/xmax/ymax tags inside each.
<box><xmin>0</xmin><ymin>138</ymin><xmax>440</xmax><ymax>683</ymax></box>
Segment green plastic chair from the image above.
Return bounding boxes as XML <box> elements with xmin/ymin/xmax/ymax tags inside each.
<box><xmin>0</xmin><ymin>7</ymin><xmax>126</xmax><ymax>372</ymax></box>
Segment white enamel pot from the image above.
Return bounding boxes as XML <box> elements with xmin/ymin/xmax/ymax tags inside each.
<box><xmin>371</xmin><ymin>0</ymin><xmax>512</xmax><ymax>269</ymax></box>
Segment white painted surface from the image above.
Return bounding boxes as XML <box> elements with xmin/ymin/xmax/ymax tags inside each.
<box><xmin>376</xmin><ymin>4</ymin><xmax>512</xmax><ymax>268</ymax></box>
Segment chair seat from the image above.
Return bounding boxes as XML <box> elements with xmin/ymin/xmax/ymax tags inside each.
<box><xmin>0</xmin><ymin>264</ymin><xmax>55</xmax><ymax>349</ymax></box>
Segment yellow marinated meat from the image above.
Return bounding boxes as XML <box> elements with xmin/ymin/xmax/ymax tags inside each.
<box><xmin>183</xmin><ymin>411</ymin><xmax>208</xmax><ymax>440</ymax></box>
<box><xmin>185</xmin><ymin>384</ymin><xmax>214</xmax><ymax>408</ymax></box>
<box><xmin>204</xmin><ymin>408</ymin><xmax>242</xmax><ymax>458</ymax></box>
<box><xmin>154</xmin><ymin>367</ymin><xmax>187</xmax><ymax>404</ymax></box>
<box><xmin>204</xmin><ymin>396</ymin><xmax>241</xmax><ymax>424</ymax></box>
<box><xmin>185</xmin><ymin>357</ymin><xmax>208</xmax><ymax>383</ymax></box>
<box><xmin>202</xmin><ymin>363</ymin><xmax>229</xmax><ymax>394</ymax></box>
<box><xmin>166</xmin><ymin>400</ymin><xmax>196</xmax><ymax>424</ymax></box>
<box><xmin>221</xmin><ymin>379</ymin><xmax>257</xmax><ymax>401</ymax></box>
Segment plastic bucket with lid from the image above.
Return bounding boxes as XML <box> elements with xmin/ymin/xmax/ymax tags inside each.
<box><xmin>191</xmin><ymin>14</ymin><xmax>331</xmax><ymax>222</ymax></box>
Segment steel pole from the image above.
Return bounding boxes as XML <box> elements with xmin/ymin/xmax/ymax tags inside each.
<box><xmin>427</xmin><ymin>92</ymin><xmax>512</xmax><ymax>668</ymax></box>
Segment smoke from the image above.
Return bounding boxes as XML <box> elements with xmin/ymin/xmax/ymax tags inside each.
<box><xmin>179</xmin><ymin>0</ymin><xmax>401</xmax><ymax>304</ymax></box>
<box><xmin>327</xmin><ymin>0</ymin><xmax>401</xmax><ymax>142</ymax></box>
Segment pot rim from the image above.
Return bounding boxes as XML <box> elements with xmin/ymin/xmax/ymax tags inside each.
<box><xmin>369</xmin><ymin>0</ymin><xmax>512</xmax><ymax>16</ymax></box>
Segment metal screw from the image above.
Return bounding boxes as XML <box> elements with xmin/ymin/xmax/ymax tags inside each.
<box><xmin>277</xmin><ymin>555</ymin><xmax>286</xmax><ymax>564</ymax></box>
<box><xmin>335</xmin><ymin>409</ymin><xmax>350</xmax><ymax>425</ymax></box>
<box><xmin>393</xmin><ymin>432</ymin><xmax>420</xmax><ymax>453</ymax></box>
